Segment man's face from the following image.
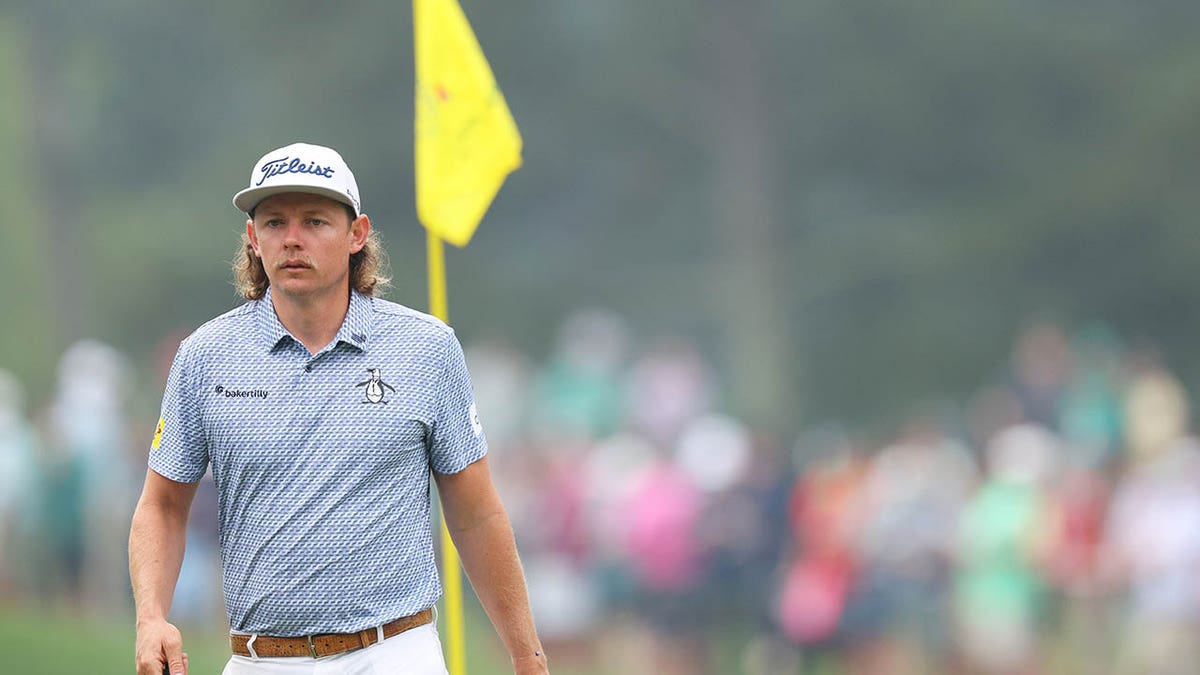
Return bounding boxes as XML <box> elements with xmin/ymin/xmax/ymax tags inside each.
<box><xmin>246</xmin><ymin>192</ymin><xmax>369</xmax><ymax>301</ymax></box>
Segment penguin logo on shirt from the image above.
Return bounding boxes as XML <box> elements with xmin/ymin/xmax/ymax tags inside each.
<box><xmin>356</xmin><ymin>368</ymin><xmax>396</xmax><ymax>404</ymax></box>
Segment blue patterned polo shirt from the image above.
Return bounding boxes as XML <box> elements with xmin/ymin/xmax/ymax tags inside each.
<box><xmin>148</xmin><ymin>288</ymin><xmax>487</xmax><ymax>636</ymax></box>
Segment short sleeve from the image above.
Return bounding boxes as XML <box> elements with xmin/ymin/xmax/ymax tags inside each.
<box><xmin>430</xmin><ymin>330</ymin><xmax>488</xmax><ymax>474</ymax></box>
<box><xmin>147</xmin><ymin>338</ymin><xmax>209</xmax><ymax>482</ymax></box>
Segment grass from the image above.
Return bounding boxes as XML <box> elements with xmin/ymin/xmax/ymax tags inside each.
<box><xmin>0</xmin><ymin>601</ymin><xmax>526</xmax><ymax>675</ymax></box>
<box><xmin>0</xmin><ymin>605</ymin><xmax>229</xmax><ymax>675</ymax></box>
<box><xmin>0</xmin><ymin>600</ymin><xmax>766</xmax><ymax>674</ymax></box>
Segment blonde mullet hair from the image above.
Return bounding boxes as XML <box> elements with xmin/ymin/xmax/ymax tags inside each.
<box><xmin>233</xmin><ymin>227</ymin><xmax>391</xmax><ymax>300</ymax></box>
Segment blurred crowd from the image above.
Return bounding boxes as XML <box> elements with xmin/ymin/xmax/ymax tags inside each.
<box><xmin>2</xmin><ymin>314</ymin><xmax>1200</xmax><ymax>675</ymax></box>
<box><xmin>474</xmin><ymin>314</ymin><xmax>1200</xmax><ymax>675</ymax></box>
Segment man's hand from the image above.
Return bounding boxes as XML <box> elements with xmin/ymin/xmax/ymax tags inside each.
<box><xmin>130</xmin><ymin>470</ymin><xmax>198</xmax><ymax>675</ymax></box>
<box><xmin>512</xmin><ymin>650</ymin><xmax>549</xmax><ymax>675</ymax></box>
<box><xmin>135</xmin><ymin>619</ymin><xmax>188</xmax><ymax>675</ymax></box>
<box><xmin>436</xmin><ymin>459</ymin><xmax>548</xmax><ymax>675</ymax></box>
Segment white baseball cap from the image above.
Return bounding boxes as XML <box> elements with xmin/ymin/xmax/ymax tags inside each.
<box><xmin>232</xmin><ymin>142</ymin><xmax>361</xmax><ymax>216</ymax></box>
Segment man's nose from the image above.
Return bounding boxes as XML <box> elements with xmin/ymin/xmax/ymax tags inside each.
<box><xmin>282</xmin><ymin>219</ymin><xmax>305</xmax><ymax>247</ymax></box>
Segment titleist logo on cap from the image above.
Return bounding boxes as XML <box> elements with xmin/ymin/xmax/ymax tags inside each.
<box><xmin>255</xmin><ymin>157</ymin><xmax>336</xmax><ymax>186</ymax></box>
<box><xmin>233</xmin><ymin>142</ymin><xmax>361</xmax><ymax>215</ymax></box>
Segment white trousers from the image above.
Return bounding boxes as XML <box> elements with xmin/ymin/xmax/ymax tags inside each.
<box><xmin>221</xmin><ymin>623</ymin><xmax>449</xmax><ymax>675</ymax></box>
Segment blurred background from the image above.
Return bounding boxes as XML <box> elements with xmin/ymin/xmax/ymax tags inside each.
<box><xmin>3</xmin><ymin>1</ymin><xmax>1200</xmax><ymax>673</ymax></box>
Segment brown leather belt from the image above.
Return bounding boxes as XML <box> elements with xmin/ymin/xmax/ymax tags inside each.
<box><xmin>230</xmin><ymin>608</ymin><xmax>433</xmax><ymax>658</ymax></box>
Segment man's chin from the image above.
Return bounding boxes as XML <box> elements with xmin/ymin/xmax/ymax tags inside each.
<box><xmin>269</xmin><ymin>279</ymin><xmax>319</xmax><ymax>298</ymax></box>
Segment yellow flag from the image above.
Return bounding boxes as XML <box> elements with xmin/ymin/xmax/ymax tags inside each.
<box><xmin>415</xmin><ymin>0</ymin><xmax>522</xmax><ymax>248</ymax></box>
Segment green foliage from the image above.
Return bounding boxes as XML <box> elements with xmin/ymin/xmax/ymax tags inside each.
<box><xmin>2</xmin><ymin>1</ymin><xmax>1200</xmax><ymax>430</ymax></box>
<box><xmin>0</xmin><ymin>14</ymin><xmax>56</xmax><ymax>405</ymax></box>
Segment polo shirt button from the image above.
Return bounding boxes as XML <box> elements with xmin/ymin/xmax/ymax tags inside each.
<box><xmin>305</xmin><ymin>364</ymin><xmax>313</xmax><ymax>373</ymax></box>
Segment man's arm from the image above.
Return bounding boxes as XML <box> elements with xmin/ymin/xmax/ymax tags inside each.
<box><xmin>130</xmin><ymin>468</ymin><xmax>199</xmax><ymax>675</ymax></box>
<box><xmin>434</xmin><ymin>457</ymin><xmax>548</xmax><ymax>675</ymax></box>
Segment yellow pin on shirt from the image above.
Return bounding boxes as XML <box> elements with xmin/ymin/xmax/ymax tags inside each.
<box><xmin>151</xmin><ymin>417</ymin><xmax>165</xmax><ymax>450</ymax></box>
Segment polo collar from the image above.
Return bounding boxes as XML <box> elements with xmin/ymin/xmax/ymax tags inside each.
<box><xmin>334</xmin><ymin>290</ymin><xmax>373</xmax><ymax>352</ymax></box>
<box><xmin>255</xmin><ymin>287</ymin><xmax>292</xmax><ymax>351</ymax></box>
<box><xmin>254</xmin><ymin>287</ymin><xmax>374</xmax><ymax>353</ymax></box>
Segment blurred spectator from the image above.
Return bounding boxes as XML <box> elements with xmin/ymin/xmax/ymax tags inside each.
<box><xmin>167</xmin><ymin>473</ymin><xmax>223</xmax><ymax>625</ymax></box>
<box><xmin>726</xmin><ymin>434</ymin><xmax>796</xmax><ymax>675</ymax></box>
<box><xmin>954</xmin><ymin>424</ymin><xmax>1059</xmax><ymax>675</ymax></box>
<box><xmin>681</xmin><ymin>417</ymin><xmax>775</xmax><ymax>617</ymax></box>
<box><xmin>1105</xmin><ymin>369</ymin><xmax>1200</xmax><ymax>675</ymax></box>
<box><xmin>524</xmin><ymin>552</ymin><xmax>600</xmax><ymax>668</ymax></box>
<box><xmin>0</xmin><ymin>370</ymin><xmax>38</xmax><ymax>599</ymax></box>
<box><xmin>35</xmin><ymin>410</ymin><xmax>86</xmax><ymax>605</ymax></box>
<box><xmin>1043</xmin><ymin>462</ymin><xmax>1111</xmax><ymax>674</ymax></box>
<box><xmin>625</xmin><ymin>337</ymin><xmax>717</xmax><ymax>448</ymax></box>
<box><xmin>1008</xmin><ymin>320</ymin><xmax>1072</xmax><ymax>429</ymax></box>
<box><xmin>465</xmin><ymin>338</ymin><xmax>534</xmax><ymax>453</ymax></box>
<box><xmin>522</xmin><ymin>438</ymin><xmax>602</xmax><ymax>670</ymax></box>
<box><xmin>675</xmin><ymin>414</ymin><xmax>751</xmax><ymax>494</ymax></box>
<box><xmin>581</xmin><ymin>432</ymin><xmax>654</xmax><ymax>611</ymax></box>
<box><xmin>45</xmin><ymin>340</ymin><xmax>136</xmax><ymax>612</ymax></box>
<box><xmin>776</xmin><ymin>428</ymin><xmax>864</xmax><ymax>670</ymax></box>
<box><xmin>853</xmin><ymin>415</ymin><xmax>978</xmax><ymax>673</ymax></box>
<box><xmin>623</xmin><ymin>448</ymin><xmax>707</xmax><ymax>675</ymax></box>
<box><xmin>1123</xmin><ymin>363</ymin><xmax>1188</xmax><ymax>464</ymax></box>
<box><xmin>531</xmin><ymin>309</ymin><xmax>629</xmax><ymax>441</ymax></box>
<box><xmin>1057</xmin><ymin>324</ymin><xmax>1124</xmax><ymax>468</ymax></box>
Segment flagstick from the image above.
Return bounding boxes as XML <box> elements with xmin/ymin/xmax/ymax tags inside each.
<box><xmin>428</xmin><ymin>231</ymin><xmax>449</xmax><ymax>320</ymax></box>
<box><xmin>428</xmin><ymin>231</ymin><xmax>467</xmax><ymax>675</ymax></box>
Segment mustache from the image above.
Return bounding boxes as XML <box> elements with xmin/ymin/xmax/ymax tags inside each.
<box><xmin>276</xmin><ymin>257</ymin><xmax>314</xmax><ymax>269</ymax></box>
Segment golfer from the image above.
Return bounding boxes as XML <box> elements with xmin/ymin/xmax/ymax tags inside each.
<box><xmin>129</xmin><ymin>142</ymin><xmax>547</xmax><ymax>674</ymax></box>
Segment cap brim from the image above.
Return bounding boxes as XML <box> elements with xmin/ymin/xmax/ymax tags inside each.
<box><xmin>233</xmin><ymin>185</ymin><xmax>359</xmax><ymax>216</ymax></box>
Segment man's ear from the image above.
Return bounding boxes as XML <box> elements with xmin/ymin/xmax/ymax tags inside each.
<box><xmin>246</xmin><ymin>219</ymin><xmax>262</xmax><ymax>257</ymax></box>
<box><xmin>349</xmin><ymin>214</ymin><xmax>371</xmax><ymax>254</ymax></box>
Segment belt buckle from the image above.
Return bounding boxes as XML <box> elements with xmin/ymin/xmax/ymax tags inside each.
<box><xmin>307</xmin><ymin>634</ymin><xmax>318</xmax><ymax>659</ymax></box>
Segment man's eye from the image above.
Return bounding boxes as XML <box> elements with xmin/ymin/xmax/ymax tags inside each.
<box><xmin>266</xmin><ymin>220</ymin><xmax>284</xmax><ymax>228</ymax></box>
<box><xmin>307</xmin><ymin>219</ymin><xmax>327</xmax><ymax>227</ymax></box>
